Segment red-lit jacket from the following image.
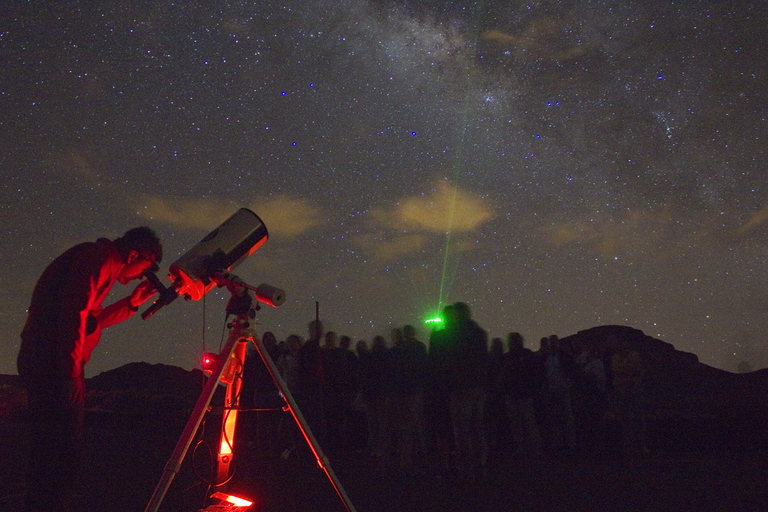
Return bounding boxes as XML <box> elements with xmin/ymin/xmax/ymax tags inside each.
<box><xmin>18</xmin><ymin>238</ymin><xmax>135</xmax><ymax>380</ymax></box>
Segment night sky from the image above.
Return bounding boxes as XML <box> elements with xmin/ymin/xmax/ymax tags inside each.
<box><xmin>2</xmin><ymin>1</ymin><xmax>767</xmax><ymax>376</ymax></box>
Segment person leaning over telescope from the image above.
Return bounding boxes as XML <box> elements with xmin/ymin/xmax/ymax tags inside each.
<box><xmin>17</xmin><ymin>226</ymin><xmax>163</xmax><ymax>512</ymax></box>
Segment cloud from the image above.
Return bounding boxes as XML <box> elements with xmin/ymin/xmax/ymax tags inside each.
<box><xmin>134</xmin><ymin>194</ymin><xmax>323</xmax><ymax>237</ymax></box>
<box><xmin>540</xmin><ymin>206</ymin><xmax>756</xmax><ymax>260</ymax></box>
<box><xmin>738</xmin><ymin>201</ymin><xmax>768</xmax><ymax>235</ymax></box>
<box><xmin>540</xmin><ymin>208</ymin><xmax>669</xmax><ymax>256</ymax></box>
<box><xmin>353</xmin><ymin>232</ymin><xmax>430</xmax><ymax>263</ymax></box>
<box><xmin>56</xmin><ymin>149</ymin><xmax>98</xmax><ymax>181</ymax></box>
<box><xmin>372</xmin><ymin>180</ymin><xmax>493</xmax><ymax>234</ymax></box>
<box><xmin>354</xmin><ymin>180</ymin><xmax>493</xmax><ymax>262</ymax></box>
<box><xmin>481</xmin><ymin>18</ymin><xmax>598</xmax><ymax>63</ymax></box>
<box><xmin>245</xmin><ymin>195</ymin><xmax>325</xmax><ymax>238</ymax></box>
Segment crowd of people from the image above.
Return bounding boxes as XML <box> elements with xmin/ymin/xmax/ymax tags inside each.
<box><xmin>239</xmin><ymin>301</ymin><xmax>649</xmax><ymax>478</ymax></box>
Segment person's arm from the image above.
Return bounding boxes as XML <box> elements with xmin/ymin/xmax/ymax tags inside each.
<box><xmin>96</xmin><ymin>280</ymin><xmax>156</xmax><ymax>329</ymax></box>
<box><xmin>55</xmin><ymin>248</ymin><xmax>106</xmax><ymax>379</ymax></box>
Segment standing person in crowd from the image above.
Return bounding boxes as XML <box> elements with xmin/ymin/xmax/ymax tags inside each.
<box><xmin>355</xmin><ymin>339</ymin><xmax>369</xmax><ymax>361</ymax></box>
<box><xmin>324</xmin><ymin>335</ymin><xmax>359</xmax><ymax>452</ymax></box>
<box><xmin>576</xmin><ymin>346</ymin><xmax>608</xmax><ymax>450</ymax></box>
<box><xmin>403</xmin><ymin>325</ymin><xmax>429</xmax><ymax>462</ymax></box>
<box><xmin>542</xmin><ymin>335</ymin><xmax>577</xmax><ymax>455</ymax></box>
<box><xmin>276</xmin><ymin>334</ymin><xmax>303</xmax><ymax>458</ymax></box>
<box><xmin>296</xmin><ymin>320</ymin><xmax>326</xmax><ymax>444</ymax></box>
<box><xmin>277</xmin><ymin>334</ymin><xmax>303</xmax><ymax>394</ymax></box>
<box><xmin>447</xmin><ymin>302</ymin><xmax>489</xmax><ymax>478</ymax></box>
<box><xmin>17</xmin><ymin>226</ymin><xmax>162</xmax><ymax>512</ymax></box>
<box><xmin>351</xmin><ymin>339</ymin><xmax>369</xmax><ymax>441</ymax></box>
<box><xmin>500</xmin><ymin>332</ymin><xmax>543</xmax><ymax>458</ymax></box>
<box><xmin>360</xmin><ymin>335</ymin><xmax>389</xmax><ymax>464</ymax></box>
<box><xmin>427</xmin><ymin>304</ymin><xmax>457</xmax><ymax>474</ymax></box>
<box><xmin>382</xmin><ymin>325</ymin><xmax>429</xmax><ymax>475</ymax></box>
<box><xmin>486</xmin><ymin>336</ymin><xmax>508</xmax><ymax>461</ymax></box>
<box><xmin>322</xmin><ymin>330</ymin><xmax>341</xmax><ymax>449</ymax></box>
<box><xmin>243</xmin><ymin>331</ymin><xmax>282</xmax><ymax>456</ymax></box>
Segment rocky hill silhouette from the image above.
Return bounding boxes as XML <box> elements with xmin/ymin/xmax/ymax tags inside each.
<box><xmin>84</xmin><ymin>362</ymin><xmax>212</xmax><ymax>428</ymax></box>
<box><xmin>560</xmin><ymin>325</ymin><xmax>768</xmax><ymax>452</ymax></box>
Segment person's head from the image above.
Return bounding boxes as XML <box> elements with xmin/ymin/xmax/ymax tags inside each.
<box><xmin>355</xmin><ymin>339</ymin><xmax>369</xmax><ymax>357</ymax></box>
<box><xmin>339</xmin><ymin>335</ymin><xmax>352</xmax><ymax>350</ymax></box>
<box><xmin>441</xmin><ymin>304</ymin><xmax>456</xmax><ymax>329</ymax></box>
<box><xmin>490</xmin><ymin>337</ymin><xmax>504</xmax><ymax>356</ymax></box>
<box><xmin>391</xmin><ymin>328</ymin><xmax>403</xmax><ymax>346</ymax></box>
<box><xmin>286</xmin><ymin>334</ymin><xmax>302</xmax><ymax>355</ymax></box>
<box><xmin>262</xmin><ymin>331</ymin><xmax>277</xmax><ymax>348</ymax></box>
<box><xmin>324</xmin><ymin>331</ymin><xmax>338</xmax><ymax>349</ymax></box>
<box><xmin>548</xmin><ymin>335</ymin><xmax>560</xmax><ymax>353</ymax></box>
<box><xmin>372</xmin><ymin>335</ymin><xmax>387</xmax><ymax>352</ymax></box>
<box><xmin>507</xmin><ymin>332</ymin><xmax>524</xmax><ymax>351</ymax></box>
<box><xmin>403</xmin><ymin>325</ymin><xmax>417</xmax><ymax>341</ymax></box>
<box><xmin>453</xmin><ymin>302</ymin><xmax>471</xmax><ymax>322</ymax></box>
<box><xmin>113</xmin><ymin>227</ymin><xmax>162</xmax><ymax>284</ymax></box>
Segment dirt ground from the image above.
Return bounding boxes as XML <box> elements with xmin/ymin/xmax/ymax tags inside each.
<box><xmin>1</xmin><ymin>417</ymin><xmax>766</xmax><ymax>512</ymax></box>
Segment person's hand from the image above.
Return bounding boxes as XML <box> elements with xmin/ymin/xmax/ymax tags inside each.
<box><xmin>129</xmin><ymin>279</ymin><xmax>157</xmax><ymax>308</ymax></box>
<box><xmin>65</xmin><ymin>377</ymin><xmax>85</xmax><ymax>407</ymax></box>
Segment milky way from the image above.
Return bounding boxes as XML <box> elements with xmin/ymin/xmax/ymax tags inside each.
<box><xmin>2</xmin><ymin>1</ymin><xmax>767</xmax><ymax>375</ymax></box>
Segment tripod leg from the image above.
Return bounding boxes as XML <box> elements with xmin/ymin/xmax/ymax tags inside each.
<box><xmin>251</xmin><ymin>335</ymin><xmax>357</xmax><ymax>512</ymax></box>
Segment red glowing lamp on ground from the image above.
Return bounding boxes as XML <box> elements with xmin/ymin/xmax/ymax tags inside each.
<box><xmin>199</xmin><ymin>491</ymin><xmax>254</xmax><ymax>511</ymax></box>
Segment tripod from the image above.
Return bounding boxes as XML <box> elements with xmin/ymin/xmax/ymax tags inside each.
<box><xmin>143</xmin><ymin>274</ymin><xmax>356</xmax><ymax>512</ymax></box>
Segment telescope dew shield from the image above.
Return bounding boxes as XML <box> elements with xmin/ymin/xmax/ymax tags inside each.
<box><xmin>254</xmin><ymin>283</ymin><xmax>286</xmax><ymax>308</ymax></box>
<box><xmin>170</xmin><ymin>208</ymin><xmax>268</xmax><ymax>301</ymax></box>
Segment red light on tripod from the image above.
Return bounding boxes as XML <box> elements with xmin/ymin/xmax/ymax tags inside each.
<box><xmin>202</xmin><ymin>352</ymin><xmax>219</xmax><ymax>374</ymax></box>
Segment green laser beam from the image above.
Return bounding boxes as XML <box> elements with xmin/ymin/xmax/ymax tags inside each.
<box><xmin>435</xmin><ymin>2</ymin><xmax>486</xmax><ymax>315</ymax></box>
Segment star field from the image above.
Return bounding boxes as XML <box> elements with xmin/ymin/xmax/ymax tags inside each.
<box><xmin>1</xmin><ymin>0</ymin><xmax>767</xmax><ymax>375</ymax></box>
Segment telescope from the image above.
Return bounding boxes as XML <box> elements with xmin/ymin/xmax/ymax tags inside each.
<box><xmin>141</xmin><ymin>208</ymin><xmax>354</xmax><ymax>512</ymax></box>
<box><xmin>142</xmin><ymin>208</ymin><xmax>284</xmax><ymax>319</ymax></box>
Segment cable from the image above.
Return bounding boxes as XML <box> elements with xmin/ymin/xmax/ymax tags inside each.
<box><xmin>202</xmin><ymin>294</ymin><xmax>206</xmax><ymax>364</ymax></box>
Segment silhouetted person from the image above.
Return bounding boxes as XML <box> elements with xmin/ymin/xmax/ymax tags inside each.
<box><xmin>500</xmin><ymin>332</ymin><xmax>543</xmax><ymax>457</ymax></box>
<box><xmin>360</xmin><ymin>335</ymin><xmax>389</xmax><ymax>461</ymax></box>
<box><xmin>486</xmin><ymin>336</ymin><xmax>508</xmax><ymax>460</ymax></box>
<box><xmin>542</xmin><ymin>335</ymin><xmax>577</xmax><ymax>455</ymax></box>
<box><xmin>297</xmin><ymin>320</ymin><xmax>326</xmax><ymax>444</ymax></box>
<box><xmin>324</xmin><ymin>334</ymin><xmax>359</xmax><ymax>452</ymax></box>
<box><xmin>355</xmin><ymin>339</ymin><xmax>369</xmax><ymax>360</ymax></box>
<box><xmin>323</xmin><ymin>330</ymin><xmax>337</xmax><ymax>351</ymax></box>
<box><xmin>276</xmin><ymin>334</ymin><xmax>303</xmax><ymax>457</ymax></box>
<box><xmin>242</xmin><ymin>331</ymin><xmax>282</xmax><ymax>456</ymax></box>
<box><xmin>448</xmin><ymin>302</ymin><xmax>489</xmax><ymax>477</ymax></box>
<box><xmin>382</xmin><ymin>325</ymin><xmax>429</xmax><ymax>475</ymax></box>
<box><xmin>575</xmin><ymin>346</ymin><xmax>607</xmax><ymax>450</ymax></box>
<box><xmin>17</xmin><ymin>227</ymin><xmax>162</xmax><ymax>512</ymax></box>
<box><xmin>322</xmin><ymin>330</ymin><xmax>339</xmax><ymax>448</ymax></box>
<box><xmin>277</xmin><ymin>334</ymin><xmax>303</xmax><ymax>394</ymax></box>
<box><xmin>427</xmin><ymin>305</ymin><xmax>457</xmax><ymax>473</ymax></box>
